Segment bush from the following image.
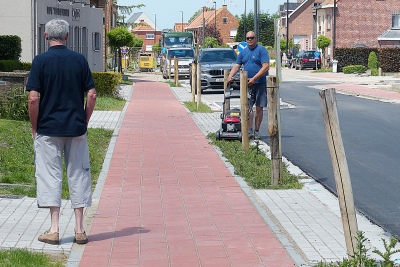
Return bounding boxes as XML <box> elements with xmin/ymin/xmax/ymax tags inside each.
<box><xmin>368</xmin><ymin>51</ymin><xmax>378</xmax><ymax>70</ymax></box>
<box><xmin>21</xmin><ymin>62</ymin><xmax>32</xmax><ymax>71</ymax></box>
<box><xmin>370</xmin><ymin>68</ymin><xmax>379</xmax><ymax>76</ymax></box>
<box><xmin>342</xmin><ymin>65</ymin><xmax>366</xmax><ymax>74</ymax></box>
<box><xmin>0</xmin><ymin>35</ymin><xmax>22</xmax><ymax>60</ymax></box>
<box><xmin>91</xmin><ymin>72</ymin><xmax>122</xmax><ymax>97</ymax></box>
<box><xmin>0</xmin><ymin>87</ymin><xmax>29</xmax><ymax>121</ymax></box>
<box><xmin>0</xmin><ymin>60</ymin><xmax>23</xmax><ymax>72</ymax></box>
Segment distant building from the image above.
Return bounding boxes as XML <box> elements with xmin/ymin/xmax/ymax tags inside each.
<box><xmin>127</xmin><ymin>12</ymin><xmax>161</xmax><ymax>56</ymax></box>
<box><xmin>0</xmin><ymin>0</ymin><xmax>104</xmax><ymax>71</ymax></box>
<box><xmin>186</xmin><ymin>4</ymin><xmax>238</xmax><ymax>46</ymax></box>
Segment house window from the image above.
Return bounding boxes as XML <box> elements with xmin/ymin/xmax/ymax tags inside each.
<box><xmin>230</xmin><ymin>29</ymin><xmax>237</xmax><ymax>39</ymax></box>
<box><xmin>145</xmin><ymin>44</ymin><xmax>153</xmax><ymax>51</ymax></box>
<box><xmin>146</xmin><ymin>34</ymin><xmax>155</xmax><ymax>39</ymax></box>
<box><xmin>92</xmin><ymin>32</ymin><xmax>100</xmax><ymax>51</ymax></box>
<box><xmin>223</xmin><ymin>17</ymin><xmax>228</xmax><ymax>24</ymax></box>
<box><xmin>392</xmin><ymin>13</ymin><xmax>400</xmax><ymax>29</ymax></box>
<box><xmin>327</xmin><ymin>15</ymin><xmax>331</xmax><ymax>30</ymax></box>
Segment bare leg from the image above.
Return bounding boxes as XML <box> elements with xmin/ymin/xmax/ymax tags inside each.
<box><xmin>49</xmin><ymin>207</ymin><xmax>60</xmax><ymax>233</ymax></box>
<box><xmin>74</xmin><ymin>207</ymin><xmax>85</xmax><ymax>233</ymax></box>
<box><xmin>248</xmin><ymin>109</ymin><xmax>254</xmax><ymax>131</ymax></box>
<box><xmin>254</xmin><ymin>106</ymin><xmax>264</xmax><ymax>131</ymax></box>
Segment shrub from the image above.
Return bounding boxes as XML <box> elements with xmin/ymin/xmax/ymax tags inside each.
<box><xmin>0</xmin><ymin>35</ymin><xmax>22</xmax><ymax>60</ymax></box>
<box><xmin>368</xmin><ymin>51</ymin><xmax>378</xmax><ymax>70</ymax></box>
<box><xmin>91</xmin><ymin>72</ymin><xmax>122</xmax><ymax>97</ymax></box>
<box><xmin>0</xmin><ymin>60</ymin><xmax>23</xmax><ymax>72</ymax></box>
<box><xmin>342</xmin><ymin>65</ymin><xmax>366</xmax><ymax>74</ymax></box>
<box><xmin>21</xmin><ymin>62</ymin><xmax>32</xmax><ymax>71</ymax></box>
<box><xmin>0</xmin><ymin>87</ymin><xmax>29</xmax><ymax>121</ymax></box>
<box><xmin>370</xmin><ymin>68</ymin><xmax>379</xmax><ymax>76</ymax></box>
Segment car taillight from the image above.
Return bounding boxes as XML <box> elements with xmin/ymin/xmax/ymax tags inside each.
<box><xmin>302</xmin><ymin>58</ymin><xmax>308</xmax><ymax>62</ymax></box>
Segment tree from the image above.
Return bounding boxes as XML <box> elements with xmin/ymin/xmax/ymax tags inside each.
<box><xmin>116</xmin><ymin>3</ymin><xmax>145</xmax><ymax>28</ymax></box>
<box><xmin>235</xmin><ymin>11</ymin><xmax>275</xmax><ymax>47</ymax></box>
<box><xmin>107</xmin><ymin>27</ymin><xmax>142</xmax><ymax>73</ymax></box>
<box><xmin>316</xmin><ymin>35</ymin><xmax>331</xmax><ymax>67</ymax></box>
<box><xmin>203</xmin><ymin>37</ymin><xmax>219</xmax><ymax>48</ymax></box>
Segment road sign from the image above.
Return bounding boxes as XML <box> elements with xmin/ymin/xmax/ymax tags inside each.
<box><xmin>237</xmin><ymin>41</ymin><xmax>248</xmax><ymax>53</ymax></box>
<box><xmin>314</xmin><ymin>51</ymin><xmax>321</xmax><ymax>59</ymax></box>
<box><xmin>121</xmin><ymin>46</ymin><xmax>129</xmax><ymax>55</ymax></box>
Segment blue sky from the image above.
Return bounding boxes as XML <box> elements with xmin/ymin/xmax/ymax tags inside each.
<box><xmin>117</xmin><ymin>0</ymin><xmax>286</xmax><ymax>30</ymax></box>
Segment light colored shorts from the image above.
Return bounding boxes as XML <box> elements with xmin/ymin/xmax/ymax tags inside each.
<box><xmin>34</xmin><ymin>134</ymin><xmax>92</xmax><ymax>209</ymax></box>
<box><xmin>248</xmin><ymin>82</ymin><xmax>267</xmax><ymax>109</ymax></box>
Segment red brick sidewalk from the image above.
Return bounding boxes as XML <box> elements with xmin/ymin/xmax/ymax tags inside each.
<box><xmin>79</xmin><ymin>82</ymin><xmax>296</xmax><ymax>267</ymax></box>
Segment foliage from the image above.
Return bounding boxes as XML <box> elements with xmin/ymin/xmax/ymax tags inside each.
<box><xmin>0</xmin><ymin>87</ymin><xmax>29</xmax><ymax>121</ymax></box>
<box><xmin>92</xmin><ymin>72</ymin><xmax>122</xmax><ymax>97</ymax></box>
<box><xmin>316</xmin><ymin>35</ymin><xmax>331</xmax><ymax>67</ymax></box>
<box><xmin>370</xmin><ymin>68</ymin><xmax>379</xmax><ymax>76</ymax></box>
<box><xmin>152</xmin><ymin>42</ymin><xmax>161</xmax><ymax>55</ymax></box>
<box><xmin>208</xmin><ymin>134</ymin><xmax>303</xmax><ymax>189</ymax></box>
<box><xmin>342</xmin><ymin>65</ymin><xmax>366</xmax><ymax>74</ymax></box>
<box><xmin>116</xmin><ymin>4</ymin><xmax>145</xmax><ymax>28</ymax></box>
<box><xmin>372</xmin><ymin>237</ymin><xmax>400</xmax><ymax>266</ymax></box>
<box><xmin>0</xmin><ymin>60</ymin><xmax>23</xmax><ymax>72</ymax></box>
<box><xmin>334</xmin><ymin>48</ymin><xmax>379</xmax><ymax>72</ymax></box>
<box><xmin>183</xmin><ymin>101</ymin><xmax>212</xmax><ymax>113</ymax></box>
<box><xmin>235</xmin><ymin>11</ymin><xmax>275</xmax><ymax>47</ymax></box>
<box><xmin>164</xmin><ymin>80</ymin><xmax>181</xmax><ymax>87</ymax></box>
<box><xmin>107</xmin><ymin>27</ymin><xmax>142</xmax><ymax>73</ymax></box>
<box><xmin>202</xmin><ymin>24</ymin><xmax>223</xmax><ymax>46</ymax></box>
<box><xmin>379</xmin><ymin>48</ymin><xmax>400</xmax><ymax>73</ymax></box>
<box><xmin>203</xmin><ymin>37</ymin><xmax>220</xmax><ymax>48</ymax></box>
<box><xmin>0</xmin><ymin>35</ymin><xmax>22</xmax><ymax>60</ymax></box>
<box><xmin>95</xmin><ymin>97</ymin><xmax>126</xmax><ymax>111</ymax></box>
<box><xmin>0</xmin><ymin>119</ymin><xmax>113</xmax><ymax>198</ymax></box>
<box><xmin>0</xmin><ymin>248</ymin><xmax>66</xmax><ymax>267</ymax></box>
<box><xmin>368</xmin><ymin>51</ymin><xmax>378</xmax><ymax>70</ymax></box>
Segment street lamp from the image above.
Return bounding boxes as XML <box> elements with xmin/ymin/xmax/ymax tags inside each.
<box><xmin>180</xmin><ymin>11</ymin><xmax>183</xmax><ymax>32</ymax></box>
<box><xmin>153</xmin><ymin>13</ymin><xmax>156</xmax><ymax>45</ymax></box>
<box><xmin>213</xmin><ymin>1</ymin><xmax>216</xmax><ymax>38</ymax></box>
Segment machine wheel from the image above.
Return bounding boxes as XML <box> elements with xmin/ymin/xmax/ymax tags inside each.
<box><xmin>238</xmin><ymin>132</ymin><xmax>242</xmax><ymax>142</ymax></box>
<box><xmin>216</xmin><ymin>131</ymin><xmax>221</xmax><ymax>140</ymax></box>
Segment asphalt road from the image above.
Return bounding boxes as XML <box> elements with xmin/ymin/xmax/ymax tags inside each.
<box><xmin>260</xmin><ymin>80</ymin><xmax>400</xmax><ymax>237</ymax></box>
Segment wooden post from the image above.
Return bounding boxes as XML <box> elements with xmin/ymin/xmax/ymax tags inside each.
<box><xmin>191</xmin><ymin>62</ymin><xmax>196</xmax><ymax>103</ymax></box>
<box><xmin>223</xmin><ymin>69</ymin><xmax>230</xmax><ymax>112</ymax></box>
<box><xmin>240</xmin><ymin>71</ymin><xmax>249</xmax><ymax>152</ymax></box>
<box><xmin>196</xmin><ymin>63</ymin><xmax>201</xmax><ymax>110</ymax></box>
<box><xmin>174</xmin><ymin>56</ymin><xmax>178</xmax><ymax>86</ymax></box>
<box><xmin>267</xmin><ymin>76</ymin><xmax>282</xmax><ymax>186</ymax></box>
<box><xmin>168</xmin><ymin>57</ymin><xmax>172</xmax><ymax>80</ymax></box>
<box><xmin>319</xmin><ymin>88</ymin><xmax>358</xmax><ymax>259</ymax></box>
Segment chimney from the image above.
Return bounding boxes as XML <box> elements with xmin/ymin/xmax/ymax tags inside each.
<box><xmin>222</xmin><ymin>4</ymin><xmax>227</xmax><ymax>10</ymax></box>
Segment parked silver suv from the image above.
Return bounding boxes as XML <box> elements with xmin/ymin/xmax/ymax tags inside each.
<box><xmin>190</xmin><ymin>48</ymin><xmax>240</xmax><ymax>92</ymax></box>
<box><xmin>161</xmin><ymin>47</ymin><xmax>194</xmax><ymax>79</ymax></box>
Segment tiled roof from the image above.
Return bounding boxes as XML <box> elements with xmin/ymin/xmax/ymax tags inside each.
<box><xmin>187</xmin><ymin>10</ymin><xmax>215</xmax><ymax>29</ymax></box>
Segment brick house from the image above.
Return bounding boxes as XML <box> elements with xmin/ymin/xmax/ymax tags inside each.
<box><xmin>127</xmin><ymin>13</ymin><xmax>162</xmax><ymax>56</ymax></box>
<box><xmin>285</xmin><ymin>0</ymin><xmax>400</xmax><ymax>59</ymax></box>
<box><xmin>174</xmin><ymin>22</ymin><xmax>188</xmax><ymax>32</ymax></box>
<box><xmin>186</xmin><ymin>4</ymin><xmax>238</xmax><ymax>46</ymax></box>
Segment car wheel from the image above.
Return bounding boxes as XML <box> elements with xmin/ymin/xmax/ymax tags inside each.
<box><xmin>216</xmin><ymin>130</ymin><xmax>221</xmax><ymax>140</ymax></box>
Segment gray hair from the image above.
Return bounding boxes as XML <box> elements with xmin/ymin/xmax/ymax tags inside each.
<box><xmin>45</xmin><ymin>19</ymin><xmax>69</xmax><ymax>41</ymax></box>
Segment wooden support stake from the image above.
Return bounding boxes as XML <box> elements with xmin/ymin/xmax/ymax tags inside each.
<box><xmin>240</xmin><ymin>71</ymin><xmax>249</xmax><ymax>152</ymax></box>
<box><xmin>319</xmin><ymin>88</ymin><xmax>358</xmax><ymax>259</ymax></box>
<box><xmin>196</xmin><ymin>63</ymin><xmax>201</xmax><ymax>110</ymax></box>
<box><xmin>267</xmin><ymin>76</ymin><xmax>282</xmax><ymax>186</ymax></box>
<box><xmin>168</xmin><ymin>57</ymin><xmax>172</xmax><ymax>80</ymax></box>
<box><xmin>174</xmin><ymin>56</ymin><xmax>178</xmax><ymax>86</ymax></box>
<box><xmin>191</xmin><ymin>62</ymin><xmax>196</xmax><ymax>103</ymax></box>
<box><xmin>223</xmin><ymin>69</ymin><xmax>230</xmax><ymax>112</ymax></box>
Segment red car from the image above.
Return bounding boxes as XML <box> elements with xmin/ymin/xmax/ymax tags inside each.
<box><xmin>294</xmin><ymin>50</ymin><xmax>321</xmax><ymax>70</ymax></box>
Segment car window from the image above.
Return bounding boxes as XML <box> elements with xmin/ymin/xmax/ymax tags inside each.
<box><xmin>167</xmin><ymin>49</ymin><xmax>194</xmax><ymax>59</ymax></box>
<box><xmin>199</xmin><ymin>50</ymin><xmax>236</xmax><ymax>63</ymax></box>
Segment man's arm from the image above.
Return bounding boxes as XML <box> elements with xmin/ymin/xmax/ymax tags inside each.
<box><xmin>227</xmin><ymin>63</ymin><xmax>241</xmax><ymax>83</ymax></box>
<box><xmin>248</xmin><ymin>62</ymin><xmax>270</xmax><ymax>86</ymax></box>
<box><xmin>28</xmin><ymin>91</ymin><xmax>39</xmax><ymax>138</ymax></box>
<box><xmin>85</xmin><ymin>88</ymin><xmax>97</xmax><ymax>126</ymax></box>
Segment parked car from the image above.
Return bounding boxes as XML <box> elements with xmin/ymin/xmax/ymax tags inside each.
<box><xmin>161</xmin><ymin>47</ymin><xmax>194</xmax><ymax>79</ymax></box>
<box><xmin>293</xmin><ymin>50</ymin><xmax>321</xmax><ymax>70</ymax></box>
<box><xmin>189</xmin><ymin>48</ymin><xmax>240</xmax><ymax>93</ymax></box>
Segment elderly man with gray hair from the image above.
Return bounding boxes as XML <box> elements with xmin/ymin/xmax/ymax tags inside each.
<box><xmin>26</xmin><ymin>18</ymin><xmax>97</xmax><ymax>245</ymax></box>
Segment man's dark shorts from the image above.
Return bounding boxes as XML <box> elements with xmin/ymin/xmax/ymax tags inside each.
<box><xmin>248</xmin><ymin>82</ymin><xmax>267</xmax><ymax>108</ymax></box>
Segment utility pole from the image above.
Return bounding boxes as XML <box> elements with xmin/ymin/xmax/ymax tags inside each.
<box><xmin>213</xmin><ymin>1</ymin><xmax>217</xmax><ymax>38</ymax></box>
<box><xmin>254</xmin><ymin>0</ymin><xmax>259</xmax><ymax>40</ymax></box>
<box><xmin>286</xmin><ymin>0</ymin><xmax>289</xmax><ymax>52</ymax></box>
